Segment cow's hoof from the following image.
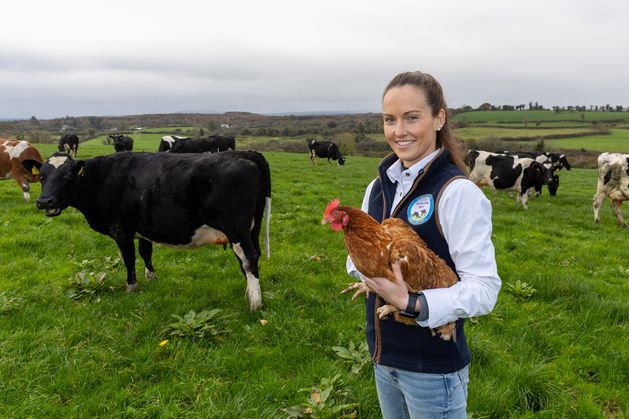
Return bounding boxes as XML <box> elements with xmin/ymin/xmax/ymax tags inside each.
<box><xmin>126</xmin><ymin>283</ymin><xmax>139</xmax><ymax>293</ymax></box>
<box><xmin>249</xmin><ymin>300</ymin><xmax>264</xmax><ymax>311</ymax></box>
<box><xmin>145</xmin><ymin>268</ymin><xmax>156</xmax><ymax>281</ymax></box>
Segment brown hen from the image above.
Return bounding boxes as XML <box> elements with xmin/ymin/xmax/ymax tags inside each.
<box><xmin>322</xmin><ymin>198</ymin><xmax>458</xmax><ymax>341</ymax></box>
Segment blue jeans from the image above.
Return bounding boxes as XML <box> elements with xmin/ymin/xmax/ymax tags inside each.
<box><xmin>373</xmin><ymin>363</ymin><xmax>469</xmax><ymax>419</ymax></box>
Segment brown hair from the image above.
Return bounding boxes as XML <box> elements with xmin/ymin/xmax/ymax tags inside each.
<box><xmin>383</xmin><ymin>71</ymin><xmax>467</xmax><ymax>173</ymax></box>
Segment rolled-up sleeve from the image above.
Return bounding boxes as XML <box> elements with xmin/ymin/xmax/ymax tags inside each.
<box><xmin>418</xmin><ymin>179</ymin><xmax>501</xmax><ymax>329</ymax></box>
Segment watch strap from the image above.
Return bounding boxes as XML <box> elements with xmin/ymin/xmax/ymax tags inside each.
<box><xmin>399</xmin><ymin>293</ymin><xmax>419</xmax><ymax>318</ymax></box>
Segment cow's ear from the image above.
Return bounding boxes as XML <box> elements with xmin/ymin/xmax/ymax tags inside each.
<box><xmin>22</xmin><ymin>159</ymin><xmax>42</xmax><ymax>175</ymax></box>
<box><xmin>73</xmin><ymin>161</ymin><xmax>86</xmax><ymax>177</ymax></box>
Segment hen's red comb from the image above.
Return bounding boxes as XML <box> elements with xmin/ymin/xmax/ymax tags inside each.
<box><xmin>323</xmin><ymin>198</ymin><xmax>341</xmax><ymax>219</ymax></box>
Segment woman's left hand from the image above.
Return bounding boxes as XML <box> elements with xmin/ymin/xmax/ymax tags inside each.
<box><xmin>363</xmin><ymin>262</ymin><xmax>409</xmax><ymax>310</ymax></box>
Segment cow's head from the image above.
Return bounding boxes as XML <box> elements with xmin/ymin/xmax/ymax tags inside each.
<box><xmin>559</xmin><ymin>155</ymin><xmax>571</xmax><ymax>170</ymax></box>
<box><xmin>337</xmin><ymin>156</ymin><xmax>346</xmax><ymax>165</ymax></box>
<box><xmin>22</xmin><ymin>152</ymin><xmax>85</xmax><ymax>216</ymax></box>
<box><xmin>535</xmin><ymin>162</ymin><xmax>558</xmax><ymax>191</ymax></box>
<box><xmin>548</xmin><ymin>153</ymin><xmax>571</xmax><ymax>171</ymax></box>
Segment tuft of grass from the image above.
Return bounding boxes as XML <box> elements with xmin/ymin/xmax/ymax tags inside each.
<box><xmin>65</xmin><ymin>257</ymin><xmax>121</xmax><ymax>300</ymax></box>
<box><xmin>0</xmin><ymin>292</ymin><xmax>22</xmax><ymax>314</ymax></box>
<box><xmin>284</xmin><ymin>374</ymin><xmax>358</xmax><ymax>418</ymax></box>
<box><xmin>332</xmin><ymin>341</ymin><xmax>371</xmax><ymax>374</ymax></box>
<box><xmin>504</xmin><ymin>279</ymin><xmax>537</xmax><ymax>299</ymax></box>
<box><xmin>161</xmin><ymin>309</ymin><xmax>231</xmax><ymax>342</ymax></box>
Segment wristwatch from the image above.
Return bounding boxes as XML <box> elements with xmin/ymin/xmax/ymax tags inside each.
<box><xmin>399</xmin><ymin>292</ymin><xmax>420</xmax><ymax>318</ymax></box>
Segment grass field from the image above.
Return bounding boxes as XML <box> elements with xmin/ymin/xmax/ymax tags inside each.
<box><xmin>1</xmin><ymin>141</ymin><xmax>628</xmax><ymax>417</ymax></box>
<box><xmin>452</xmin><ymin>110</ymin><xmax>629</xmax><ymax>124</ymax></box>
<box><xmin>454</xmin><ymin>127</ymin><xmax>598</xmax><ymax>143</ymax></box>
<box><xmin>541</xmin><ymin>129</ymin><xmax>629</xmax><ymax>152</ymax></box>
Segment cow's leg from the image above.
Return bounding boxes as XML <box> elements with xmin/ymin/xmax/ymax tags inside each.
<box><xmin>592</xmin><ymin>190</ymin><xmax>607</xmax><ymax>224</ymax></box>
<box><xmin>113</xmin><ymin>235</ymin><xmax>138</xmax><ymax>292</ymax></box>
<box><xmin>13</xmin><ymin>176</ymin><xmax>30</xmax><ymax>201</ymax></box>
<box><xmin>310</xmin><ymin>150</ymin><xmax>317</xmax><ymax>165</ymax></box>
<box><xmin>138</xmin><ymin>238</ymin><xmax>156</xmax><ymax>280</ymax></box>
<box><xmin>610</xmin><ymin>199</ymin><xmax>627</xmax><ymax>228</ymax></box>
<box><xmin>518</xmin><ymin>191</ymin><xmax>529</xmax><ymax>210</ymax></box>
<box><xmin>230</xmin><ymin>238</ymin><xmax>263</xmax><ymax>311</ymax></box>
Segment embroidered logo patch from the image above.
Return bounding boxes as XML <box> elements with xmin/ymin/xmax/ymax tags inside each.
<box><xmin>407</xmin><ymin>194</ymin><xmax>434</xmax><ymax>225</ymax></box>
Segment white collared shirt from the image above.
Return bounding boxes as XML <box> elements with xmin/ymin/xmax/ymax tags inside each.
<box><xmin>346</xmin><ymin>152</ymin><xmax>501</xmax><ymax>329</ymax></box>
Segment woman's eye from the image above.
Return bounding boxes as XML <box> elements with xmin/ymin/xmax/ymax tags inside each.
<box><xmin>383</xmin><ymin>117</ymin><xmax>395</xmax><ymax>124</ymax></box>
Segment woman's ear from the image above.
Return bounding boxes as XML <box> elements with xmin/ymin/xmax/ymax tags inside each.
<box><xmin>435</xmin><ymin>108</ymin><xmax>446</xmax><ymax>130</ymax></box>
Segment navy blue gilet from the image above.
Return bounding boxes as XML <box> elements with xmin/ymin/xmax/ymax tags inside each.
<box><xmin>365</xmin><ymin>148</ymin><xmax>471</xmax><ymax>373</ymax></box>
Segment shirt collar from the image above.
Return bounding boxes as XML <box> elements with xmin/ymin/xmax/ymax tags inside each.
<box><xmin>386</xmin><ymin>148</ymin><xmax>441</xmax><ymax>184</ymax></box>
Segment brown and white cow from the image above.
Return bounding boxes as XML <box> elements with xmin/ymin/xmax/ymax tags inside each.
<box><xmin>593</xmin><ymin>152</ymin><xmax>629</xmax><ymax>227</ymax></box>
<box><xmin>0</xmin><ymin>139</ymin><xmax>43</xmax><ymax>201</ymax></box>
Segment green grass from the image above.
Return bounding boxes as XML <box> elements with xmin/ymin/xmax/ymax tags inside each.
<box><xmin>0</xmin><ymin>141</ymin><xmax>627</xmax><ymax>417</ymax></box>
<box><xmin>455</xmin><ymin>126</ymin><xmax>597</xmax><ymax>143</ymax></box>
<box><xmin>543</xmin><ymin>129</ymin><xmax>629</xmax><ymax>152</ymax></box>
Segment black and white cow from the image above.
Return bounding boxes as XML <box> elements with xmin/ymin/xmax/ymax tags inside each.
<box><xmin>593</xmin><ymin>152</ymin><xmax>629</xmax><ymax>227</ymax></box>
<box><xmin>475</xmin><ymin>150</ymin><xmax>562</xmax><ymax>196</ymax></box>
<box><xmin>467</xmin><ymin>151</ymin><xmax>557</xmax><ymax>209</ymax></box>
<box><xmin>169</xmin><ymin>136</ymin><xmax>236</xmax><ymax>153</ymax></box>
<box><xmin>109</xmin><ymin>134</ymin><xmax>134</xmax><ymax>152</ymax></box>
<box><xmin>308</xmin><ymin>140</ymin><xmax>345</xmax><ymax>166</ymax></box>
<box><xmin>157</xmin><ymin>135</ymin><xmax>190</xmax><ymax>152</ymax></box>
<box><xmin>22</xmin><ymin>151</ymin><xmax>272</xmax><ymax>310</ymax></box>
<box><xmin>58</xmin><ymin>133</ymin><xmax>79</xmax><ymax>157</ymax></box>
<box><xmin>502</xmin><ymin>151</ymin><xmax>571</xmax><ymax>172</ymax></box>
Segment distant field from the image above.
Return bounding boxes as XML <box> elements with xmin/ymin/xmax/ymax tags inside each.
<box><xmin>455</xmin><ymin>127</ymin><xmax>596</xmax><ymax>142</ymax></box>
<box><xmin>452</xmin><ymin>110</ymin><xmax>629</xmax><ymax>124</ymax></box>
<box><xmin>542</xmin><ymin>129</ymin><xmax>629</xmax><ymax>152</ymax></box>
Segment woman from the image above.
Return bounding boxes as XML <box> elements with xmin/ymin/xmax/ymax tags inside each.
<box><xmin>344</xmin><ymin>71</ymin><xmax>501</xmax><ymax>418</ymax></box>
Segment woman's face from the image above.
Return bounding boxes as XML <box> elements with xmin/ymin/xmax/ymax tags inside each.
<box><xmin>382</xmin><ymin>85</ymin><xmax>445</xmax><ymax>168</ymax></box>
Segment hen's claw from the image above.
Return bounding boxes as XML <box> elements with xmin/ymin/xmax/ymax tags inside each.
<box><xmin>341</xmin><ymin>281</ymin><xmax>370</xmax><ymax>301</ymax></box>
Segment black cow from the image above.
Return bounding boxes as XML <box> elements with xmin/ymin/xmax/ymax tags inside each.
<box><xmin>467</xmin><ymin>151</ymin><xmax>556</xmax><ymax>209</ymax></box>
<box><xmin>58</xmin><ymin>134</ymin><xmax>79</xmax><ymax>157</ymax></box>
<box><xmin>109</xmin><ymin>134</ymin><xmax>134</xmax><ymax>152</ymax></box>
<box><xmin>169</xmin><ymin>136</ymin><xmax>236</xmax><ymax>153</ymax></box>
<box><xmin>158</xmin><ymin>135</ymin><xmax>189</xmax><ymax>152</ymax></box>
<box><xmin>308</xmin><ymin>140</ymin><xmax>345</xmax><ymax>165</ymax></box>
<box><xmin>22</xmin><ymin>151</ymin><xmax>272</xmax><ymax>310</ymax></box>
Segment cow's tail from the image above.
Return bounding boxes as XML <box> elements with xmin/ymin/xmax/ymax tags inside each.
<box><xmin>249</xmin><ymin>151</ymin><xmax>272</xmax><ymax>260</ymax></box>
<box><xmin>264</xmin><ymin>196</ymin><xmax>271</xmax><ymax>260</ymax></box>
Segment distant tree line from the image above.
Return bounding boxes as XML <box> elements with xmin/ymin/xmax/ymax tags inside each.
<box><xmin>453</xmin><ymin>102</ymin><xmax>627</xmax><ymax>113</ymax></box>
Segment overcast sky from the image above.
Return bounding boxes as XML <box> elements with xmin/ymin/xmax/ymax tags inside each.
<box><xmin>1</xmin><ymin>0</ymin><xmax>627</xmax><ymax>119</ymax></box>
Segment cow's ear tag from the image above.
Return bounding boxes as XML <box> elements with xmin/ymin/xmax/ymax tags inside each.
<box><xmin>32</xmin><ymin>166</ymin><xmax>40</xmax><ymax>175</ymax></box>
<box><xmin>77</xmin><ymin>166</ymin><xmax>85</xmax><ymax>176</ymax></box>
